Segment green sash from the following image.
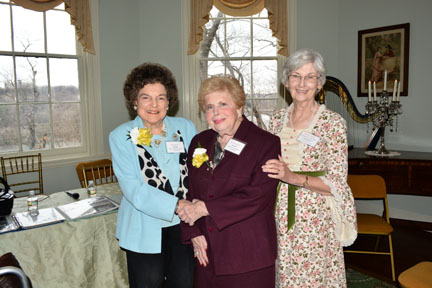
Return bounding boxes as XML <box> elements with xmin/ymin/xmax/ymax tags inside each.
<box><xmin>276</xmin><ymin>171</ymin><xmax>326</xmax><ymax>231</ymax></box>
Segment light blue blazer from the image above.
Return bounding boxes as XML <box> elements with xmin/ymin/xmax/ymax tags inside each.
<box><xmin>109</xmin><ymin>116</ymin><xmax>197</xmax><ymax>253</ymax></box>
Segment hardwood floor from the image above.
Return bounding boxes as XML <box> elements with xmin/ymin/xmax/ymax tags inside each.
<box><xmin>344</xmin><ymin>222</ymin><xmax>432</xmax><ymax>286</ymax></box>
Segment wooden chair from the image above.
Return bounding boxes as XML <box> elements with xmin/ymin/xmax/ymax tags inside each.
<box><xmin>345</xmin><ymin>174</ymin><xmax>396</xmax><ymax>281</ymax></box>
<box><xmin>398</xmin><ymin>261</ymin><xmax>432</xmax><ymax>288</ymax></box>
<box><xmin>0</xmin><ymin>153</ymin><xmax>44</xmax><ymax>197</ymax></box>
<box><xmin>75</xmin><ymin>159</ymin><xmax>116</xmax><ymax>188</ymax></box>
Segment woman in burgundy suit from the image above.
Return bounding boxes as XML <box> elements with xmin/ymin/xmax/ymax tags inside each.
<box><xmin>179</xmin><ymin>75</ymin><xmax>281</xmax><ymax>287</ymax></box>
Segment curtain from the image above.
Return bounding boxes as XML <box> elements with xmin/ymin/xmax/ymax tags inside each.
<box><xmin>213</xmin><ymin>0</ymin><xmax>264</xmax><ymax>16</ymax></box>
<box><xmin>187</xmin><ymin>0</ymin><xmax>213</xmax><ymax>55</ymax></box>
<box><xmin>12</xmin><ymin>0</ymin><xmax>95</xmax><ymax>54</ymax></box>
<box><xmin>187</xmin><ymin>0</ymin><xmax>288</xmax><ymax>56</ymax></box>
<box><xmin>265</xmin><ymin>0</ymin><xmax>288</xmax><ymax>56</ymax></box>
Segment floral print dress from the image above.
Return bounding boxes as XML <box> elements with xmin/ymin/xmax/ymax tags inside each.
<box><xmin>268</xmin><ymin>104</ymin><xmax>357</xmax><ymax>288</ymax></box>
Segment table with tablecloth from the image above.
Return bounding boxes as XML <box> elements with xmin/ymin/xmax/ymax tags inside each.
<box><xmin>0</xmin><ymin>183</ymin><xmax>128</xmax><ymax>288</ymax></box>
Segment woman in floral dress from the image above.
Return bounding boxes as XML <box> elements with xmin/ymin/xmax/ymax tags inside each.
<box><xmin>262</xmin><ymin>49</ymin><xmax>357</xmax><ymax>287</ymax></box>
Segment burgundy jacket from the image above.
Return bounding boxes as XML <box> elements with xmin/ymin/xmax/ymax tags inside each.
<box><xmin>181</xmin><ymin>117</ymin><xmax>281</xmax><ymax>276</ymax></box>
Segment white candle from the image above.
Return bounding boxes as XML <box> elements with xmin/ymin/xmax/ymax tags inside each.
<box><xmin>368</xmin><ymin>81</ymin><xmax>372</xmax><ymax>102</ymax></box>
<box><xmin>383</xmin><ymin>70</ymin><xmax>387</xmax><ymax>91</ymax></box>
<box><xmin>397</xmin><ymin>81</ymin><xmax>401</xmax><ymax>101</ymax></box>
<box><xmin>373</xmin><ymin>82</ymin><xmax>377</xmax><ymax>101</ymax></box>
<box><xmin>392</xmin><ymin>80</ymin><xmax>397</xmax><ymax>101</ymax></box>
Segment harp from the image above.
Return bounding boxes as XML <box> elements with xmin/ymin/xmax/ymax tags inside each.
<box><xmin>316</xmin><ymin>76</ymin><xmax>378</xmax><ymax>149</ymax></box>
<box><xmin>317</xmin><ymin>76</ymin><xmax>370</xmax><ymax>123</ymax></box>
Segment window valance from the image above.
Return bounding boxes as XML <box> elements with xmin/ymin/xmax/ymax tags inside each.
<box><xmin>187</xmin><ymin>0</ymin><xmax>288</xmax><ymax>56</ymax></box>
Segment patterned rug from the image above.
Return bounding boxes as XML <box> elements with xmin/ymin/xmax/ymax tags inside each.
<box><xmin>346</xmin><ymin>269</ymin><xmax>396</xmax><ymax>288</ymax></box>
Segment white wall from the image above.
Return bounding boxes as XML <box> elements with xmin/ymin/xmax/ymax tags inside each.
<box><xmin>99</xmin><ymin>0</ymin><xmax>141</xmax><ymax>152</ymax></box>
<box><xmin>138</xmin><ymin>0</ymin><xmax>184</xmax><ymax>117</ymax></box>
<box><xmin>98</xmin><ymin>0</ymin><xmax>184</xmax><ymax>149</ymax></box>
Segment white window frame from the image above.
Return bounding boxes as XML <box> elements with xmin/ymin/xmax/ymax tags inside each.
<box><xmin>181</xmin><ymin>0</ymin><xmax>297</xmax><ymax>131</ymax></box>
<box><xmin>0</xmin><ymin>0</ymin><xmax>104</xmax><ymax>169</ymax></box>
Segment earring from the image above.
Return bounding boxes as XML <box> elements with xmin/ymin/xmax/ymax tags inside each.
<box><xmin>134</xmin><ymin>106</ymin><xmax>137</xmax><ymax>111</ymax></box>
<box><xmin>166</xmin><ymin>107</ymin><xmax>169</xmax><ymax>111</ymax></box>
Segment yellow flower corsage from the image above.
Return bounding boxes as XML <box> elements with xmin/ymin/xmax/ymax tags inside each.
<box><xmin>192</xmin><ymin>142</ymin><xmax>211</xmax><ymax>168</ymax></box>
<box><xmin>128</xmin><ymin>127</ymin><xmax>152</xmax><ymax>147</ymax></box>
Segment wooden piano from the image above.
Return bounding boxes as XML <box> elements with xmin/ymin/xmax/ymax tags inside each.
<box><xmin>348</xmin><ymin>148</ymin><xmax>432</xmax><ymax>197</ymax></box>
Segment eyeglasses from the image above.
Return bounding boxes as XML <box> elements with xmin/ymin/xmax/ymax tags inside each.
<box><xmin>288</xmin><ymin>73</ymin><xmax>320</xmax><ymax>85</ymax></box>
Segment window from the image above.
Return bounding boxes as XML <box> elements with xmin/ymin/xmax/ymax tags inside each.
<box><xmin>182</xmin><ymin>2</ymin><xmax>295</xmax><ymax>132</ymax></box>
<box><xmin>202</xmin><ymin>7</ymin><xmax>281</xmax><ymax>130</ymax></box>
<box><xmin>0</xmin><ymin>0</ymin><xmax>103</xmax><ymax>163</ymax></box>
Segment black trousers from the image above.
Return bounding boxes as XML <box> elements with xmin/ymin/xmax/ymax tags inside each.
<box><xmin>125</xmin><ymin>224</ymin><xmax>194</xmax><ymax>288</ymax></box>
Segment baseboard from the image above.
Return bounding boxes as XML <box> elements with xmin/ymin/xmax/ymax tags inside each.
<box><xmin>390</xmin><ymin>218</ymin><xmax>432</xmax><ymax>231</ymax></box>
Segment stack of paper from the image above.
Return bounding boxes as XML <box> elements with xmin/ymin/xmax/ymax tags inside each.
<box><xmin>0</xmin><ymin>195</ymin><xmax>119</xmax><ymax>233</ymax></box>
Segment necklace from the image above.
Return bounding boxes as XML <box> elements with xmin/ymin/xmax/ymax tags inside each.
<box><xmin>289</xmin><ymin>102</ymin><xmax>319</xmax><ymax>130</ymax></box>
<box><xmin>151</xmin><ymin>122</ymin><xmax>167</xmax><ymax>147</ymax></box>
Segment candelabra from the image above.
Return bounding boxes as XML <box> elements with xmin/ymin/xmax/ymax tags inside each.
<box><xmin>365</xmin><ymin>89</ymin><xmax>402</xmax><ymax>156</ymax></box>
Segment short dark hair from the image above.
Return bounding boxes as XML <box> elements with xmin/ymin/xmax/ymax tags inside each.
<box><xmin>123</xmin><ymin>63</ymin><xmax>178</xmax><ymax>119</ymax></box>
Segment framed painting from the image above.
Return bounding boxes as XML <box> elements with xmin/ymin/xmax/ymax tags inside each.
<box><xmin>357</xmin><ymin>23</ymin><xmax>410</xmax><ymax>97</ymax></box>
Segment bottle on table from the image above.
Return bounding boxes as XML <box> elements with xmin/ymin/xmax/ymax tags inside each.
<box><xmin>87</xmin><ymin>180</ymin><xmax>96</xmax><ymax>198</ymax></box>
<box><xmin>27</xmin><ymin>190</ymin><xmax>39</xmax><ymax>216</ymax></box>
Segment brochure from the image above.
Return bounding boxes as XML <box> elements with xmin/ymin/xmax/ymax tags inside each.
<box><xmin>0</xmin><ymin>214</ymin><xmax>20</xmax><ymax>233</ymax></box>
<box><xmin>14</xmin><ymin>207</ymin><xmax>65</xmax><ymax>229</ymax></box>
<box><xmin>56</xmin><ymin>195</ymin><xmax>119</xmax><ymax>220</ymax></box>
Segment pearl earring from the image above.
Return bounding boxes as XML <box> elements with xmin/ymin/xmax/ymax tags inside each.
<box><xmin>134</xmin><ymin>106</ymin><xmax>137</xmax><ymax>111</ymax></box>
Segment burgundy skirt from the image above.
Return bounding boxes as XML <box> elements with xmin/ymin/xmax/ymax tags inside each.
<box><xmin>195</xmin><ymin>262</ymin><xmax>275</xmax><ymax>288</ymax></box>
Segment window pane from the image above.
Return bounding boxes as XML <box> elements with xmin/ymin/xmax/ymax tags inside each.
<box><xmin>226</xmin><ymin>18</ymin><xmax>251</xmax><ymax>57</ymax></box>
<box><xmin>202</xmin><ymin>18</ymin><xmax>226</xmax><ymax>58</ymax></box>
<box><xmin>0</xmin><ymin>104</ymin><xmax>19</xmax><ymax>152</ymax></box>
<box><xmin>0</xmin><ymin>3</ymin><xmax>12</xmax><ymax>51</ymax></box>
<box><xmin>252</xmin><ymin>60</ymin><xmax>278</xmax><ymax>97</ymax></box>
<box><xmin>0</xmin><ymin>56</ymin><xmax>16</xmax><ymax>103</ymax></box>
<box><xmin>15</xmin><ymin>56</ymin><xmax>48</xmax><ymax>102</ymax></box>
<box><xmin>19</xmin><ymin>103</ymin><xmax>50</xmax><ymax>151</ymax></box>
<box><xmin>202</xmin><ymin>60</ymin><xmax>225</xmax><ymax>81</ymax></box>
<box><xmin>50</xmin><ymin>58</ymin><xmax>80</xmax><ymax>101</ymax></box>
<box><xmin>46</xmin><ymin>9</ymin><xmax>76</xmax><ymax>54</ymax></box>
<box><xmin>245</xmin><ymin>99</ymin><xmax>276</xmax><ymax>129</ymax></box>
<box><xmin>253</xmin><ymin>19</ymin><xmax>276</xmax><ymax>57</ymax></box>
<box><xmin>205</xmin><ymin>59</ymin><xmax>253</xmax><ymax>97</ymax></box>
<box><xmin>52</xmin><ymin>103</ymin><xmax>82</xmax><ymax>148</ymax></box>
<box><xmin>228</xmin><ymin>60</ymin><xmax>251</xmax><ymax>95</ymax></box>
<box><xmin>12</xmin><ymin>6</ymin><xmax>44</xmax><ymax>53</ymax></box>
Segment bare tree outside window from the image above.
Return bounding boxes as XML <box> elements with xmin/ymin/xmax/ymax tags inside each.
<box><xmin>0</xmin><ymin>2</ymin><xmax>82</xmax><ymax>153</ymax></box>
<box><xmin>199</xmin><ymin>7</ymin><xmax>280</xmax><ymax>129</ymax></box>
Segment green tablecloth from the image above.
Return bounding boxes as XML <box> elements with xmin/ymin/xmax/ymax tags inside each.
<box><xmin>0</xmin><ymin>183</ymin><xmax>128</xmax><ymax>288</ymax></box>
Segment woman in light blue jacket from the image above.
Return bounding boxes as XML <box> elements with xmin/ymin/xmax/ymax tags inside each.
<box><xmin>109</xmin><ymin>63</ymin><xmax>197</xmax><ymax>288</ymax></box>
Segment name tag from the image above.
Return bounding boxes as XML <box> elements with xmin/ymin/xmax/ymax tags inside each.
<box><xmin>166</xmin><ymin>141</ymin><xmax>185</xmax><ymax>153</ymax></box>
<box><xmin>297</xmin><ymin>131</ymin><xmax>320</xmax><ymax>147</ymax></box>
<box><xmin>224</xmin><ymin>138</ymin><xmax>246</xmax><ymax>155</ymax></box>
